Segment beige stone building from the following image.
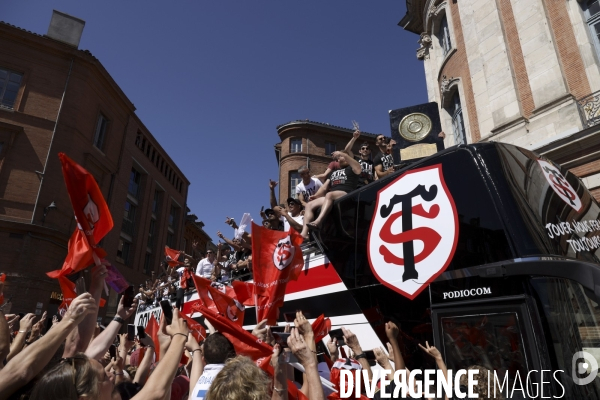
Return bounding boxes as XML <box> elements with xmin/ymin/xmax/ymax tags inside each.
<box><xmin>401</xmin><ymin>0</ymin><xmax>600</xmax><ymax>198</ymax></box>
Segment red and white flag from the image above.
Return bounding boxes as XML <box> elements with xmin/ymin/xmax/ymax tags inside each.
<box><xmin>232</xmin><ymin>280</ymin><xmax>255</xmax><ymax>306</ymax></box>
<box><xmin>191</xmin><ymin>275</ymin><xmax>245</xmax><ymax>326</ymax></box>
<box><xmin>47</xmin><ymin>153</ymin><xmax>113</xmax><ymax>278</ymax></box>
<box><xmin>194</xmin><ymin>304</ymin><xmax>271</xmax><ymax>361</ymax></box>
<box><xmin>251</xmin><ymin>223</ymin><xmax>304</xmax><ymax>325</ymax></box>
<box><xmin>164</xmin><ymin>246</ymin><xmax>183</xmax><ymax>267</ymax></box>
<box><xmin>145</xmin><ymin>315</ymin><xmax>161</xmax><ymax>362</ymax></box>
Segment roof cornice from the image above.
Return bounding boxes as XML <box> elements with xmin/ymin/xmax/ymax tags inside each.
<box><xmin>399</xmin><ymin>0</ymin><xmax>427</xmax><ymax>34</ymax></box>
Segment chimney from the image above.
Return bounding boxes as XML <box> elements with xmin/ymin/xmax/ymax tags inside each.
<box><xmin>46</xmin><ymin>10</ymin><xmax>85</xmax><ymax>48</ymax></box>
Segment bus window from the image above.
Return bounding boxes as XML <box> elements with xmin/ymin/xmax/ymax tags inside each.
<box><xmin>530</xmin><ymin>277</ymin><xmax>600</xmax><ymax>399</ymax></box>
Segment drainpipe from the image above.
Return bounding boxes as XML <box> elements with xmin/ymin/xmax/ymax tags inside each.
<box><xmin>31</xmin><ymin>58</ymin><xmax>74</xmax><ymax>224</ymax></box>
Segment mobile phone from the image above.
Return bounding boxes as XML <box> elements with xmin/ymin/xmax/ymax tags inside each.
<box><xmin>160</xmin><ymin>300</ymin><xmax>173</xmax><ymax>325</ymax></box>
<box><xmin>137</xmin><ymin>325</ymin><xmax>146</xmax><ymax>339</ymax></box>
<box><xmin>283</xmin><ymin>312</ymin><xmax>296</xmax><ymax>323</ymax></box>
<box><xmin>75</xmin><ymin>276</ymin><xmax>86</xmax><ymax>295</ymax></box>
<box><xmin>127</xmin><ymin>324</ymin><xmax>136</xmax><ymax>341</ymax></box>
<box><xmin>328</xmin><ymin>328</ymin><xmax>345</xmax><ymax>346</ymax></box>
<box><xmin>364</xmin><ymin>350</ymin><xmax>376</xmax><ymax>366</ymax></box>
<box><xmin>18</xmin><ymin>312</ymin><xmax>24</xmax><ymax>319</ymax></box>
<box><xmin>109</xmin><ymin>344</ymin><xmax>116</xmax><ymax>359</ymax></box>
<box><xmin>122</xmin><ymin>286</ymin><xmax>135</xmax><ymax>308</ymax></box>
<box><xmin>272</xmin><ymin>332</ymin><xmax>290</xmax><ymax>348</ymax></box>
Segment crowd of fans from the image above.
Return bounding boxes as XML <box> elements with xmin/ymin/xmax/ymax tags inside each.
<box><xmin>1</xmin><ymin>129</ymin><xmax>491</xmax><ymax>400</ymax></box>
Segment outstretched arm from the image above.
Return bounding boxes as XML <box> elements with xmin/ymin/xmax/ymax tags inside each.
<box><xmin>269</xmin><ymin>180</ymin><xmax>279</xmax><ymax>208</ymax></box>
<box><xmin>0</xmin><ymin>294</ymin><xmax>97</xmax><ymax>400</ymax></box>
<box><xmin>344</xmin><ymin>129</ymin><xmax>361</xmax><ymax>158</ymax></box>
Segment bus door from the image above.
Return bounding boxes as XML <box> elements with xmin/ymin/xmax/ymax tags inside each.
<box><xmin>429</xmin><ymin>277</ymin><xmax>550</xmax><ymax>398</ymax></box>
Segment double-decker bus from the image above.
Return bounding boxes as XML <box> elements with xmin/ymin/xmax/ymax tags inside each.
<box><xmin>136</xmin><ymin>142</ymin><xmax>600</xmax><ymax>398</ymax></box>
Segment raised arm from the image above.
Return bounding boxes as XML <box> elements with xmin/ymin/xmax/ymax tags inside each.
<box><xmin>270</xmin><ymin>180</ymin><xmax>279</xmax><ymax>208</ymax></box>
<box><xmin>7</xmin><ymin>313</ymin><xmax>35</xmax><ymax>362</ymax></box>
<box><xmin>85</xmin><ymin>296</ymin><xmax>137</xmax><ymax>360</ymax></box>
<box><xmin>186</xmin><ymin>334</ymin><xmax>204</xmax><ymax>400</ymax></box>
<box><xmin>217</xmin><ymin>231</ymin><xmax>242</xmax><ymax>251</ymax></box>
<box><xmin>0</xmin><ymin>311</ymin><xmax>11</xmax><ymax>371</ymax></box>
<box><xmin>342</xmin><ymin>327</ymin><xmax>373</xmax><ymax>382</ymax></box>
<box><xmin>419</xmin><ymin>341</ymin><xmax>449</xmax><ymax>400</ymax></box>
<box><xmin>288</xmin><ymin>328</ymin><xmax>324</xmax><ymax>400</ymax></box>
<box><xmin>132</xmin><ymin>308</ymin><xmax>189</xmax><ymax>400</ymax></box>
<box><xmin>385</xmin><ymin>322</ymin><xmax>406</xmax><ymax>371</ymax></box>
<box><xmin>63</xmin><ymin>264</ymin><xmax>106</xmax><ymax>357</ymax></box>
<box><xmin>133</xmin><ymin>335</ymin><xmax>156</xmax><ymax>386</ymax></box>
<box><xmin>0</xmin><ymin>293</ymin><xmax>97</xmax><ymax>400</ymax></box>
<box><xmin>344</xmin><ymin>129</ymin><xmax>361</xmax><ymax>158</ymax></box>
<box><xmin>274</xmin><ymin>207</ymin><xmax>302</xmax><ymax>232</ymax></box>
<box><xmin>271</xmin><ymin>344</ymin><xmax>288</xmax><ymax>400</ymax></box>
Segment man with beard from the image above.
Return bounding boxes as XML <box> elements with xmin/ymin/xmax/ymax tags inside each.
<box><xmin>300</xmin><ymin>150</ymin><xmax>362</xmax><ymax>240</ymax></box>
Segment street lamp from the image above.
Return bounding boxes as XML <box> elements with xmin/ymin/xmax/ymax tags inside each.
<box><xmin>41</xmin><ymin>201</ymin><xmax>57</xmax><ymax>225</ymax></box>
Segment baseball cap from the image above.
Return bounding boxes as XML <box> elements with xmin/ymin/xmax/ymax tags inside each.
<box><xmin>264</xmin><ymin>208</ymin><xmax>276</xmax><ymax>216</ymax></box>
<box><xmin>286</xmin><ymin>197</ymin><xmax>302</xmax><ymax>206</ymax></box>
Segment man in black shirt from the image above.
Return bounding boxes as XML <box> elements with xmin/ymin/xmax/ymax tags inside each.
<box><xmin>344</xmin><ymin>129</ymin><xmax>374</xmax><ymax>186</ymax></box>
<box><xmin>300</xmin><ymin>150</ymin><xmax>362</xmax><ymax>240</ymax></box>
<box><xmin>373</xmin><ymin>135</ymin><xmax>396</xmax><ymax>179</ymax></box>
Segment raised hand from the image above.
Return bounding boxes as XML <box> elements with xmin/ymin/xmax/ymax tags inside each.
<box><xmin>341</xmin><ymin>327</ymin><xmax>362</xmax><ymax>354</ymax></box>
<box><xmin>374</xmin><ymin>346</ymin><xmax>393</xmax><ymax>370</ymax></box>
<box><xmin>294</xmin><ymin>311</ymin><xmax>313</xmax><ymax>340</ymax></box>
<box><xmin>165</xmin><ymin>308</ymin><xmax>189</xmax><ymax>338</ymax></box>
<box><xmin>18</xmin><ymin>313</ymin><xmax>36</xmax><ymax>333</ymax></box>
<box><xmin>269</xmin><ymin>180</ymin><xmax>278</xmax><ymax>190</ymax></box>
<box><xmin>287</xmin><ymin>327</ymin><xmax>316</xmax><ymax>368</ymax></box>
<box><xmin>63</xmin><ymin>293</ymin><xmax>98</xmax><ymax>325</ymax></box>
<box><xmin>386</xmin><ymin>342</ymin><xmax>395</xmax><ymax>361</ymax></box>
<box><xmin>252</xmin><ymin>319</ymin><xmax>268</xmax><ymax>342</ymax></box>
<box><xmin>116</xmin><ymin>296</ymin><xmax>138</xmax><ymax>320</ymax></box>
<box><xmin>327</xmin><ymin>336</ymin><xmax>339</xmax><ymax>360</ymax></box>
<box><xmin>385</xmin><ymin>321</ymin><xmax>399</xmax><ymax>341</ymax></box>
<box><xmin>418</xmin><ymin>341</ymin><xmax>442</xmax><ymax>361</ymax></box>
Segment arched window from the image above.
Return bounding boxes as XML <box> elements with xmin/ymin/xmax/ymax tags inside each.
<box><xmin>448</xmin><ymin>91</ymin><xmax>466</xmax><ymax>145</ymax></box>
<box><xmin>585</xmin><ymin>0</ymin><xmax>600</xmax><ymax>58</ymax></box>
<box><xmin>438</xmin><ymin>15</ymin><xmax>452</xmax><ymax>57</ymax></box>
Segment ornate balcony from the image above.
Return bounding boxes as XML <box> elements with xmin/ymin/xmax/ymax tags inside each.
<box><xmin>578</xmin><ymin>90</ymin><xmax>600</xmax><ymax>128</ymax></box>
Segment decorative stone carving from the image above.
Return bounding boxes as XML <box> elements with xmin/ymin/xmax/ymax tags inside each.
<box><xmin>416</xmin><ymin>33</ymin><xmax>432</xmax><ymax>60</ymax></box>
<box><xmin>440</xmin><ymin>75</ymin><xmax>452</xmax><ymax>94</ymax></box>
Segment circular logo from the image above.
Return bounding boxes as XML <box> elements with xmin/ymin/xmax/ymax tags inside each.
<box><xmin>399</xmin><ymin>113</ymin><xmax>432</xmax><ymax>142</ymax></box>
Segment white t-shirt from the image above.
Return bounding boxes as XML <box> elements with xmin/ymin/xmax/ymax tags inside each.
<box><xmin>295</xmin><ymin>177</ymin><xmax>323</xmax><ymax>200</ymax></box>
<box><xmin>196</xmin><ymin>258</ymin><xmax>214</xmax><ymax>279</ymax></box>
<box><xmin>283</xmin><ymin>214</ymin><xmax>304</xmax><ymax>231</ymax></box>
<box><xmin>191</xmin><ymin>363</ymin><xmax>225</xmax><ymax>400</ymax></box>
<box><xmin>174</xmin><ymin>266</ymin><xmax>185</xmax><ymax>289</ymax></box>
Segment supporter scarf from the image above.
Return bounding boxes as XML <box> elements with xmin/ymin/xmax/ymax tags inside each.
<box><xmin>47</xmin><ymin>153</ymin><xmax>113</xmax><ymax>278</ymax></box>
<box><xmin>193</xmin><ymin>304</ymin><xmax>272</xmax><ymax>361</ymax></box>
<box><xmin>164</xmin><ymin>246</ymin><xmax>183</xmax><ymax>267</ymax></box>
<box><xmin>190</xmin><ymin>275</ymin><xmax>244</xmax><ymax>326</ymax></box>
<box><xmin>251</xmin><ymin>223</ymin><xmax>304</xmax><ymax>325</ymax></box>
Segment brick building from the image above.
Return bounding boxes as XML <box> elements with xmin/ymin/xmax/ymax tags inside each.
<box><xmin>275</xmin><ymin>120</ymin><xmax>379</xmax><ymax>202</ymax></box>
<box><xmin>400</xmin><ymin>0</ymin><xmax>600</xmax><ymax>199</ymax></box>
<box><xmin>0</xmin><ymin>14</ymin><xmax>191</xmax><ymax>318</ymax></box>
<box><xmin>182</xmin><ymin>212</ymin><xmax>214</xmax><ymax>259</ymax></box>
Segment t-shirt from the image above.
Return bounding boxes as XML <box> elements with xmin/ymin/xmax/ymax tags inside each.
<box><xmin>295</xmin><ymin>177</ymin><xmax>323</xmax><ymax>200</ymax></box>
<box><xmin>283</xmin><ymin>214</ymin><xmax>304</xmax><ymax>231</ymax></box>
<box><xmin>174</xmin><ymin>267</ymin><xmax>185</xmax><ymax>289</ymax></box>
<box><xmin>327</xmin><ymin>166</ymin><xmax>360</xmax><ymax>193</ymax></box>
<box><xmin>373</xmin><ymin>152</ymin><xmax>395</xmax><ymax>176</ymax></box>
<box><xmin>196</xmin><ymin>258</ymin><xmax>214</xmax><ymax>279</ymax></box>
<box><xmin>190</xmin><ymin>363</ymin><xmax>225</xmax><ymax>400</ymax></box>
<box><xmin>355</xmin><ymin>156</ymin><xmax>374</xmax><ymax>184</ymax></box>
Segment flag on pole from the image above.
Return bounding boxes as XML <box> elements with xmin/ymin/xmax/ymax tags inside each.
<box><xmin>164</xmin><ymin>246</ymin><xmax>183</xmax><ymax>267</ymax></box>
<box><xmin>191</xmin><ymin>275</ymin><xmax>245</xmax><ymax>326</ymax></box>
<box><xmin>251</xmin><ymin>223</ymin><xmax>304</xmax><ymax>325</ymax></box>
<box><xmin>47</xmin><ymin>153</ymin><xmax>113</xmax><ymax>278</ymax></box>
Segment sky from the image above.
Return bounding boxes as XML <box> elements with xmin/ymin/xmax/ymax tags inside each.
<box><xmin>4</xmin><ymin>1</ymin><xmax>428</xmax><ymax>244</ymax></box>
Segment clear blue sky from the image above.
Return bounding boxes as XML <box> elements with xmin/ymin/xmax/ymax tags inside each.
<box><xmin>4</xmin><ymin>1</ymin><xmax>427</xmax><ymax>245</ymax></box>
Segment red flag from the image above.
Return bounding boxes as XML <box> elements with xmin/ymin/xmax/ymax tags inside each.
<box><xmin>232</xmin><ymin>280</ymin><xmax>255</xmax><ymax>306</ymax></box>
<box><xmin>180</xmin><ymin>268</ymin><xmax>193</xmax><ymax>290</ymax></box>
<box><xmin>191</xmin><ymin>275</ymin><xmax>245</xmax><ymax>326</ymax></box>
<box><xmin>195</xmin><ymin>304</ymin><xmax>272</xmax><ymax>361</ymax></box>
<box><xmin>181</xmin><ymin>313</ymin><xmax>206</xmax><ymax>343</ymax></box>
<box><xmin>48</xmin><ymin>154</ymin><xmax>113</xmax><ymax>278</ymax></box>
<box><xmin>251</xmin><ymin>223</ymin><xmax>304</xmax><ymax>325</ymax></box>
<box><xmin>190</xmin><ymin>275</ymin><xmax>218</xmax><ymax>313</ymax></box>
<box><xmin>164</xmin><ymin>246</ymin><xmax>183</xmax><ymax>267</ymax></box>
<box><xmin>311</xmin><ymin>314</ymin><xmax>331</xmax><ymax>343</ymax></box>
<box><xmin>57</xmin><ymin>276</ymin><xmax>77</xmax><ymax>314</ymax></box>
<box><xmin>145</xmin><ymin>315</ymin><xmax>161</xmax><ymax>362</ymax></box>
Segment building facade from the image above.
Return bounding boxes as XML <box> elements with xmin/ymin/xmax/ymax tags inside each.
<box><xmin>400</xmin><ymin>0</ymin><xmax>600</xmax><ymax>198</ymax></box>
<box><xmin>182</xmin><ymin>212</ymin><xmax>214</xmax><ymax>259</ymax></box>
<box><xmin>275</xmin><ymin>120</ymin><xmax>379</xmax><ymax>202</ymax></box>
<box><xmin>0</xmin><ymin>18</ymin><xmax>190</xmax><ymax>316</ymax></box>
